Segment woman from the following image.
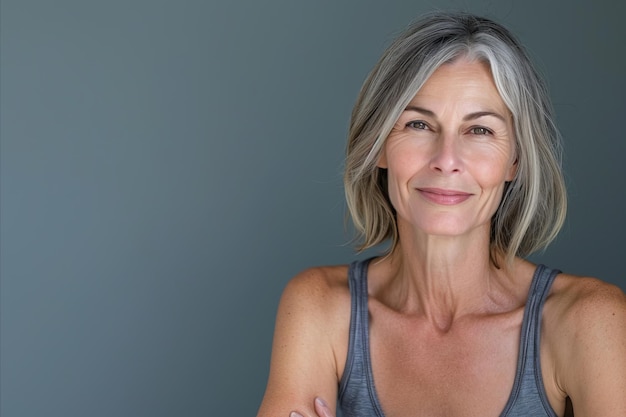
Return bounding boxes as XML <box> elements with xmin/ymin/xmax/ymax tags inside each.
<box><xmin>257</xmin><ymin>12</ymin><xmax>626</xmax><ymax>417</ymax></box>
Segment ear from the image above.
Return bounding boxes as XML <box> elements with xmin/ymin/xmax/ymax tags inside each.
<box><xmin>505</xmin><ymin>157</ymin><xmax>518</xmax><ymax>182</ymax></box>
<box><xmin>377</xmin><ymin>149</ymin><xmax>388</xmax><ymax>169</ymax></box>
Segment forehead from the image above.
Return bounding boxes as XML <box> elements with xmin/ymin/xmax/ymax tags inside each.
<box><xmin>410</xmin><ymin>58</ymin><xmax>508</xmax><ymax>112</ymax></box>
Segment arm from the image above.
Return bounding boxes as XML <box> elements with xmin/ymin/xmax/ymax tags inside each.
<box><xmin>555</xmin><ymin>280</ymin><xmax>626</xmax><ymax>416</ymax></box>
<box><xmin>257</xmin><ymin>268</ymin><xmax>349</xmax><ymax>417</ymax></box>
<box><xmin>290</xmin><ymin>397</ymin><xmax>335</xmax><ymax>417</ymax></box>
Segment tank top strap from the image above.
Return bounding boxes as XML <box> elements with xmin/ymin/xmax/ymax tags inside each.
<box><xmin>338</xmin><ymin>257</ymin><xmax>384</xmax><ymax>416</ymax></box>
<box><xmin>501</xmin><ymin>264</ymin><xmax>561</xmax><ymax>417</ymax></box>
<box><xmin>338</xmin><ymin>258</ymin><xmax>367</xmax><ymax>400</ymax></box>
<box><xmin>349</xmin><ymin>257</ymin><xmax>371</xmax><ymax>317</ymax></box>
<box><xmin>524</xmin><ymin>265</ymin><xmax>561</xmax><ymax>366</ymax></box>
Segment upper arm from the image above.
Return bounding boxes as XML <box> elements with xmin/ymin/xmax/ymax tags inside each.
<box><xmin>257</xmin><ymin>268</ymin><xmax>349</xmax><ymax>417</ymax></box>
<box><xmin>556</xmin><ymin>280</ymin><xmax>626</xmax><ymax>416</ymax></box>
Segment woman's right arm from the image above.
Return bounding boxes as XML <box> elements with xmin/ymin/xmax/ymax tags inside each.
<box><xmin>256</xmin><ymin>268</ymin><xmax>349</xmax><ymax>417</ymax></box>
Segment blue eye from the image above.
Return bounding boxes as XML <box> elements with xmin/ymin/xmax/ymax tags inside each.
<box><xmin>407</xmin><ymin>121</ymin><xmax>428</xmax><ymax>130</ymax></box>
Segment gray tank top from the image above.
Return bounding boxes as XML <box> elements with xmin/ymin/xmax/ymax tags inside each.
<box><xmin>338</xmin><ymin>258</ymin><xmax>561</xmax><ymax>417</ymax></box>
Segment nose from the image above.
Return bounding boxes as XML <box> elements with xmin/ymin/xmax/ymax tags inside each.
<box><xmin>429</xmin><ymin>133</ymin><xmax>463</xmax><ymax>174</ymax></box>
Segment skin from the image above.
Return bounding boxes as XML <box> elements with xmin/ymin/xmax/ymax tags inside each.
<box><xmin>256</xmin><ymin>59</ymin><xmax>626</xmax><ymax>417</ymax></box>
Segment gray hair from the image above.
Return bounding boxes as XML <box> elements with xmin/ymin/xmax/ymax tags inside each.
<box><xmin>344</xmin><ymin>12</ymin><xmax>567</xmax><ymax>263</ymax></box>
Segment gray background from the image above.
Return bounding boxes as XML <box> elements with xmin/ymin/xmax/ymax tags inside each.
<box><xmin>1</xmin><ymin>0</ymin><xmax>624</xmax><ymax>416</ymax></box>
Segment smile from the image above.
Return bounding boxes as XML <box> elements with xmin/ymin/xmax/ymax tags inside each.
<box><xmin>416</xmin><ymin>188</ymin><xmax>473</xmax><ymax>205</ymax></box>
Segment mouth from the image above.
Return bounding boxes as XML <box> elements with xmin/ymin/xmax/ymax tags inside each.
<box><xmin>416</xmin><ymin>188</ymin><xmax>473</xmax><ymax>205</ymax></box>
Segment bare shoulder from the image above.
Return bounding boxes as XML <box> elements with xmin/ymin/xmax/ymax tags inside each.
<box><xmin>547</xmin><ymin>272</ymin><xmax>626</xmax><ymax>327</ymax></box>
<box><xmin>279</xmin><ymin>264</ymin><xmax>351</xmax><ymax>321</ymax></box>
<box><xmin>256</xmin><ymin>264</ymin><xmax>351</xmax><ymax>417</ymax></box>
<box><xmin>544</xmin><ymin>272</ymin><xmax>626</xmax><ymax>415</ymax></box>
<box><xmin>275</xmin><ymin>264</ymin><xmax>352</xmax><ymax>351</ymax></box>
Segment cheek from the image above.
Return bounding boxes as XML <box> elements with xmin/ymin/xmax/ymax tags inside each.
<box><xmin>386</xmin><ymin>140</ymin><xmax>429</xmax><ymax>171</ymax></box>
<box><xmin>471</xmin><ymin>159</ymin><xmax>512</xmax><ymax>188</ymax></box>
<box><xmin>384</xmin><ymin>164</ymin><xmax>406</xmax><ymax>199</ymax></box>
<box><xmin>486</xmin><ymin>169</ymin><xmax>509</xmax><ymax>187</ymax></box>
<box><xmin>470</xmin><ymin>145</ymin><xmax>515</xmax><ymax>181</ymax></box>
<box><xmin>383</xmin><ymin>157</ymin><xmax>416</xmax><ymax>209</ymax></box>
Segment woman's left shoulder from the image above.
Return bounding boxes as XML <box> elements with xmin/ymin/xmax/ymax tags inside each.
<box><xmin>543</xmin><ymin>273</ymin><xmax>626</xmax><ymax>413</ymax></box>
<box><xmin>547</xmin><ymin>271</ymin><xmax>626</xmax><ymax>326</ymax></box>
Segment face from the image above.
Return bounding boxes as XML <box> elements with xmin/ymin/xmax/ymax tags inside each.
<box><xmin>378</xmin><ymin>58</ymin><xmax>517</xmax><ymax>239</ymax></box>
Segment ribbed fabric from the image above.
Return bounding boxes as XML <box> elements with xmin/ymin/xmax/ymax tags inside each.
<box><xmin>338</xmin><ymin>258</ymin><xmax>561</xmax><ymax>417</ymax></box>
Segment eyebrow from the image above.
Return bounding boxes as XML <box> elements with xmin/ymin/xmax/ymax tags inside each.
<box><xmin>404</xmin><ymin>105</ymin><xmax>507</xmax><ymax>123</ymax></box>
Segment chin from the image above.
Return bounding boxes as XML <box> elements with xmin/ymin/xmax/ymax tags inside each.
<box><xmin>408</xmin><ymin>214</ymin><xmax>489</xmax><ymax>238</ymax></box>
<box><xmin>412</xmin><ymin>221</ymin><xmax>470</xmax><ymax>237</ymax></box>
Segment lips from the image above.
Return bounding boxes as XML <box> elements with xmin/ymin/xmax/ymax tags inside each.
<box><xmin>416</xmin><ymin>188</ymin><xmax>473</xmax><ymax>205</ymax></box>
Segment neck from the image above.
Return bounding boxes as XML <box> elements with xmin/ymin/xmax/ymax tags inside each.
<box><xmin>373</xmin><ymin>221</ymin><xmax>517</xmax><ymax>331</ymax></box>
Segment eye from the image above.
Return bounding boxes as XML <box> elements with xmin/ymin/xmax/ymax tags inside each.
<box><xmin>469</xmin><ymin>126</ymin><xmax>493</xmax><ymax>135</ymax></box>
<box><xmin>406</xmin><ymin>120</ymin><xmax>429</xmax><ymax>130</ymax></box>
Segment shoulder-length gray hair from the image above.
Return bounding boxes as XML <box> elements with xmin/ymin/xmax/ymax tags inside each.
<box><xmin>344</xmin><ymin>12</ymin><xmax>567</xmax><ymax>263</ymax></box>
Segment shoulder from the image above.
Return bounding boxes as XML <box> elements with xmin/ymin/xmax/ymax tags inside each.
<box><xmin>546</xmin><ymin>272</ymin><xmax>626</xmax><ymax>331</ymax></box>
<box><xmin>273</xmin><ymin>264</ymin><xmax>353</xmax><ymax>367</ymax></box>
<box><xmin>256</xmin><ymin>264</ymin><xmax>352</xmax><ymax>416</ymax></box>
<box><xmin>544</xmin><ymin>272</ymin><xmax>626</xmax><ymax>413</ymax></box>
<box><xmin>284</xmin><ymin>264</ymin><xmax>350</xmax><ymax>295</ymax></box>
<box><xmin>279</xmin><ymin>264</ymin><xmax>351</xmax><ymax>320</ymax></box>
